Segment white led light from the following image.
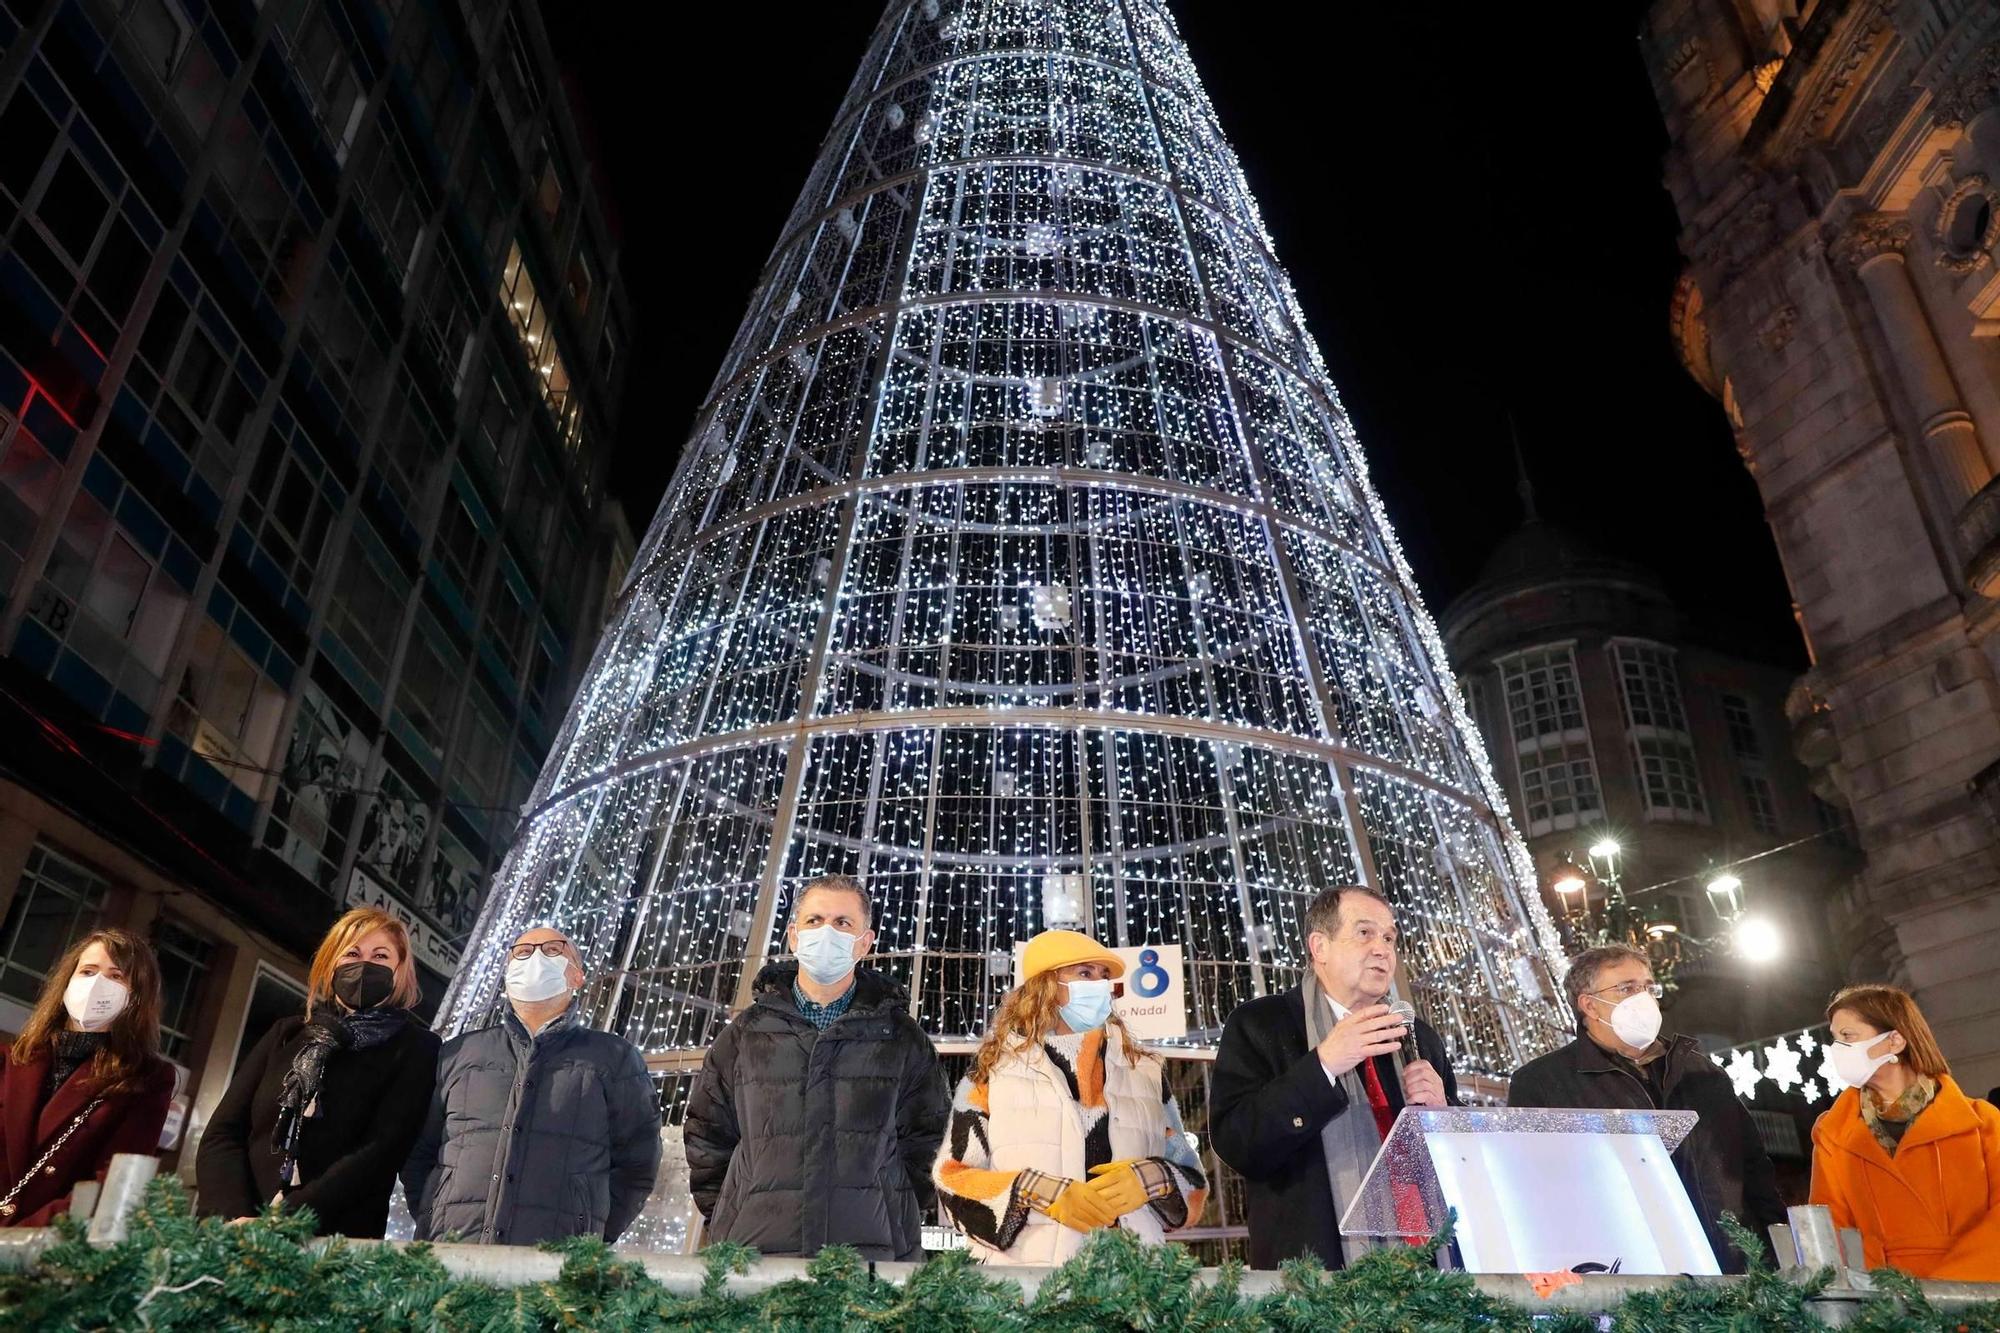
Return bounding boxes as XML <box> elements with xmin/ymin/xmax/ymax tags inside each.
<box><xmin>445</xmin><ymin>0</ymin><xmax>1576</xmax><ymax>1126</ymax></box>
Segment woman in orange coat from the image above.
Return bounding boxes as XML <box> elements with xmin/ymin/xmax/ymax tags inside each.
<box><xmin>1809</xmin><ymin>984</ymin><xmax>2000</xmax><ymax>1279</ymax></box>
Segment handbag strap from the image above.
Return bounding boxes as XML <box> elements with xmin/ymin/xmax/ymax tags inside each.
<box><xmin>0</xmin><ymin>1096</ymin><xmax>106</xmax><ymax>1217</ymax></box>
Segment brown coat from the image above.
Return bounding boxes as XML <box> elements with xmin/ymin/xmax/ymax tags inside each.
<box><xmin>0</xmin><ymin>1041</ymin><xmax>174</xmax><ymax>1226</ymax></box>
<box><xmin>1809</xmin><ymin>1075</ymin><xmax>2000</xmax><ymax>1280</ymax></box>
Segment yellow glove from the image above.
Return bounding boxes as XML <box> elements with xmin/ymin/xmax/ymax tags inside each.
<box><xmin>1040</xmin><ymin>1179</ymin><xmax>1118</xmax><ymax>1233</ymax></box>
<box><xmin>1083</xmin><ymin>1160</ymin><xmax>1151</xmax><ymax>1218</ymax></box>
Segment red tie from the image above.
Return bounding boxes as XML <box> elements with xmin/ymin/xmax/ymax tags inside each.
<box><xmin>1358</xmin><ymin>1055</ymin><xmax>1427</xmax><ymax>1245</ymax></box>
<box><xmin>1359</xmin><ymin>1055</ymin><xmax>1398</xmax><ymax>1139</ymax></box>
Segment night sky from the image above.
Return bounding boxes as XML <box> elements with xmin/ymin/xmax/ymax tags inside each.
<box><xmin>542</xmin><ymin>3</ymin><xmax>1805</xmax><ymax>669</ymax></box>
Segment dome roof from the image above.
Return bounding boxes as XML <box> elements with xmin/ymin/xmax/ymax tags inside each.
<box><xmin>1469</xmin><ymin>519</ymin><xmax>1656</xmax><ymax>593</ymax></box>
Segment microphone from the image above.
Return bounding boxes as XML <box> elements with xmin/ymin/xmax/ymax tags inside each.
<box><xmin>1387</xmin><ymin>999</ymin><xmax>1418</xmax><ymax>1078</ymax></box>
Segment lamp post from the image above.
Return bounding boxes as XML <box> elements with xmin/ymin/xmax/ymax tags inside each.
<box><xmin>1543</xmin><ymin>836</ymin><xmax>1783</xmax><ymax>986</ymax></box>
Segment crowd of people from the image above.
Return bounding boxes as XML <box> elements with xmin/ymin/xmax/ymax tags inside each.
<box><xmin>0</xmin><ymin>880</ymin><xmax>1994</xmax><ymax>1282</ymax></box>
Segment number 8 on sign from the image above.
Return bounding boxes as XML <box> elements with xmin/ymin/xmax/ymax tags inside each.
<box><xmin>1133</xmin><ymin>948</ymin><xmax>1171</xmax><ymax>999</ymax></box>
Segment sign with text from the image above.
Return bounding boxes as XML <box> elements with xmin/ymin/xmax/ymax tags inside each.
<box><xmin>1009</xmin><ymin>942</ymin><xmax>1187</xmax><ymax>1039</ymax></box>
<box><xmin>346</xmin><ymin>864</ymin><xmax>462</xmax><ymax>975</ymax></box>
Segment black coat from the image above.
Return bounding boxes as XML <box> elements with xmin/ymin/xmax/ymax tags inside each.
<box><xmin>683</xmin><ymin>963</ymin><xmax>948</xmax><ymax>1260</ymax></box>
<box><xmin>195</xmin><ymin>1014</ymin><xmax>439</xmax><ymax>1238</ymax></box>
<box><xmin>1507</xmin><ymin>1032</ymin><xmax>1785</xmax><ymax>1274</ymax></box>
<box><xmin>1210</xmin><ymin>987</ymin><xmax>1457</xmax><ymax>1270</ymax></box>
<box><xmin>401</xmin><ymin>1002</ymin><xmax>660</xmax><ymax>1246</ymax></box>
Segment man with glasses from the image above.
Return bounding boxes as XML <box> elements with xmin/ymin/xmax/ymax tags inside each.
<box><xmin>1507</xmin><ymin>943</ymin><xmax>1783</xmax><ymax>1272</ymax></box>
<box><xmin>401</xmin><ymin>925</ymin><xmax>661</xmax><ymax>1246</ymax></box>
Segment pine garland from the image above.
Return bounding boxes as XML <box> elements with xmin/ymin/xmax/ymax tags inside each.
<box><xmin>1</xmin><ymin>1181</ymin><xmax>1995</xmax><ymax>1332</ymax></box>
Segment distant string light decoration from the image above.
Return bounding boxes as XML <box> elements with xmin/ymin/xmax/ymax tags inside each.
<box><xmin>440</xmin><ymin>0</ymin><xmax>1574</xmax><ymax>1127</ymax></box>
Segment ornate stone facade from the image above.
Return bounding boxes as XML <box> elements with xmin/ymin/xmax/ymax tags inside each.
<box><xmin>1644</xmin><ymin>0</ymin><xmax>2000</xmax><ymax>1092</ymax></box>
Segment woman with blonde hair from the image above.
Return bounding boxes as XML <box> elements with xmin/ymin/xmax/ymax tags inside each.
<box><xmin>0</xmin><ymin>928</ymin><xmax>173</xmax><ymax>1225</ymax></box>
<box><xmin>933</xmin><ymin>930</ymin><xmax>1206</xmax><ymax>1263</ymax></box>
<box><xmin>1809</xmin><ymin>984</ymin><xmax>2000</xmax><ymax>1278</ymax></box>
<box><xmin>196</xmin><ymin>907</ymin><xmax>438</xmax><ymax>1237</ymax></box>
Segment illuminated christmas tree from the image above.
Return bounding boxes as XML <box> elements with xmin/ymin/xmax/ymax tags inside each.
<box><xmin>443</xmin><ymin>0</ymin><xmax>1572</xmax><ymax>1126</ymax></box>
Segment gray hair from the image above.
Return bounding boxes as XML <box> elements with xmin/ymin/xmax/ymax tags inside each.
<box><xmin>1563</xmin><ymin>944</ymin><xmax>1651</xmax><ymax>1019</ymax></box>
<box><xmin>1302</xmin><ymin>885</ymin><xmax>1393</xmax><ymax>945</ymax></box>
<box><xmin>790</xmin><ymin>874</ymin><xmax>872</xmax><ymax>926</ymax></box>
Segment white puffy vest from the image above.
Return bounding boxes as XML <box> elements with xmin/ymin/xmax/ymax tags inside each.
<box><xmin>972</xmin><ymin>1032</ymin><xmax>1169</xmax><ymax>1265</ymax></box>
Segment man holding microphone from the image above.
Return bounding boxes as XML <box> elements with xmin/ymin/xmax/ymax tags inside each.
<box><xmin>1210</xmin><ymin>886</ymin><xmax>1456</xmax><ymax>1268</ymax></box>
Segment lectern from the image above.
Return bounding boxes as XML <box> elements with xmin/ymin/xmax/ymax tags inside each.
<box><xmin>1339</xmin><ymin>1106</ymin><xmax>1719</xmax><ymax>1275</ymax></box>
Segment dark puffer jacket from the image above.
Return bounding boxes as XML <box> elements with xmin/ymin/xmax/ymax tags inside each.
<box><xmin>683</xmin><ymin>963</ymin><xmax>949</xmax><ymax>1260</ymax></box>
<box><xmin>1507</xmin><ymin>1032</ymin><xmax>1785</xmax><ymax>1274</ymax></box>
<box><xmin>400</xmin><ymin>1002</ymin><xmax>660</xmax><ymax>1245</ymax></box>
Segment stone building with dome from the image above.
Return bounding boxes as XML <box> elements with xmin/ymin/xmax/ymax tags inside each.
<box><xmin>1640</xmin><ymin>0</ymin><xmax>2000</xmax><ymax>1092</ymax></box>
<box><xmin>1441</xmin><ymin>513</ymin><xmax>1856</xmax><ymax>1049</ymax></box>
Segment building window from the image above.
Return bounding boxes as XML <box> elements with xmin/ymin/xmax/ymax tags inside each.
<box><xmin>130</xmin><ymin>282</ymin><xmax>259</xmax><ymax>498</ymax></box>
<box><xmin>468</xmin><ymin>364</ymin><xmax>516</xmax><ymax>475</ymax></box>
<box><xmin>1741</xmin><ymin>774</ymin><xmax>1780</xmax><ymax>835</ymax></box>
<box><xmin>1644</xmin><ymin>886</ymin><xmax>1716</xmax><ymax>938</ymax></box>
<box><xmin>597</xmin><ymin>319</ymin><xmax>620</xmax><ymax>380</ymax></box>
<box><xmin>1498</xmin><ymin>646</ymin><xmax>1602</xmax><ymax>837</ymax></box>
<box><xmin>0</xmin><ymin>843</ymin><xmax>108</xmax><ymax>1004</ymax></box>
<box><xmin>487</xmin><ymin>578</ymin><xmax>529</xmax><ymax>673</ymax></box>
<box><xmin>351</xmin><ymin>120</ymin><xmax>429</xmax><ymax>281</ymax></box>
<box><xmin>527</xmin><ymin>642</ymin><xmax>556</xmax><ymax>715</ymax></box>
<box><xmin>241</xmin><ymin>416</ymin><xmax>341</xmax><ymax>600</ymax></box>
<box><xmin>4</xmin><ymin>124</ymin><xmax>159</xmax><ymax>356</ymax></box>
<box><xmin>122</xmin><ymin>0</ymin><xmax>193</xmax><ymax>83</ymax></box>
<box><xmin>1814</xmin><ymin>796</ymin><xmax>1858</xmax><ymax>850</ymax></box>
<box><xmin>499</xmin><ymin>240</ymin><xmax>583</xmax><ymax>451</ymax></box>
<box><xmin>396</xmin><ymin>613</ymin><xmax>461</xmax><ymax>765</ymax></box>
<box><xmin>168</xmin><ymin>615</ymin><xmax>288</xmax><ymax>798</ymax></box>
<box><xmin>323</xmin><ymin>527</ymin><xmax>408</xmax><ymax>693</ymax></box>
<box><xmin>1720</xmin><ymin>693</ymin><xmax>1761</xmax><ymax>759</ymax></box>
<box><xmin>28</xmin><ymin>482</ymin><xmax>191</xmax><ymax>710</ymax></box>
<box><xmin>453</xmin><ymin>694</ymin><xmax>509</xmax><ymax>808</ymax></box>
<box><xmin>435</xmin><ymin>489</ymin><xmax>489</xmax><ymax>594</ymax></box>
<box><xmin>39</xmin><ymin>153</ymin><xmax>111</xmax><ymax>265</ymax></box>
<box><xmin>1612</xmin><ymin>640</ymin><xmax>1708</xmax><ymax>823</ymax></box>
<box><xmin>272</xmin><ymin>0</ymin><xmax>366</xmax><ymax>162</ymax></box>
<box><xmin>152</xmin><ymin>917</ymin><xmax>215</xmax><ymax>1062</ymax></box>
<box><xmin>567</xmin><ymin>247</ymin><xmax>594</xmax><ymax>316</ymax></box>
<box><xmin>0</xmin><ymin>412</ymin><xmax>63</xmax><ymax>599</ymax></box>
<box><xmin>535</xmin><ymin>137</ymin><xmax>564</xmax><ymax>227</ymax></box>
<box><xmin>228</xmin><ymin>964</ymin><xmax>309</xmax><ymax>1084</ymax></box>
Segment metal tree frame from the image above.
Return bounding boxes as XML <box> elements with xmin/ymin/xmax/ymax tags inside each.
<box><xmin>441</xmin><ymin>0</ymin><xmax>1574</xmax><ymax>1098</ymax></box>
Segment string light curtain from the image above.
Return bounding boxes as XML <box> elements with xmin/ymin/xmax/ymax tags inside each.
<box><xmin>440</xmin><ymin>0</ymin><xmax>1574</xmax><ymax>1093</ymax></box>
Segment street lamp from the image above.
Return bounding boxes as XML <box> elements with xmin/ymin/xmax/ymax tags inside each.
<box><xmin>1734</xmin><ymin>915</ymin><xmax>1783</xmax><ymax>963</ymax></box>
<box><xmin>1588</xmin><ymin>836</ymin><xmax>1622</xmax><ymax>861</ymax></box>
<box><xmin>1551</xmin><ymin>861</ymin><xmax>1589</xmax><ymax>896</ymax></box>
<box><xmin>1705</xmin><ymin>871</ymin><xmax>1744</xmax><ymax>918</ymax></box>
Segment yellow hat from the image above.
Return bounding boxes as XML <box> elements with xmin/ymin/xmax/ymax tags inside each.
<box><xmin>1020</xmin><ymin>929</ymin><xmax>1125</xmax><ymax>982</ymax></box>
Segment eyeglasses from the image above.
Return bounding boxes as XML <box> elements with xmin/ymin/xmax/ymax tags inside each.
<box><xmin>509</xmin><ymin>940</ymin><xmax>572</xmax><ymax>961</ymax></box>
<box><xmin>1587</xmin><ymin>981</ymin><xmax>1664</xmax><ymax>1001</ymax></box>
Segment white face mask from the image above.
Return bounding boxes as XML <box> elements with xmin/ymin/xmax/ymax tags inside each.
<box><xmin>1601</xmin><ymin>991</ymin><xmax>1663</xmax><ymax>1049</ymax></box>
<box><xmin>794</xmin><ymin>923</ymin><xmax>860</xmax><ymax>986</ymax></box>
<box><xmin>505</xmin><ymin>950</ymin><xmax>572</xmax><ymax>1003</ymax></box>
<box><xmin>1829</xmin><ymin>1034</ymin><xmax>1899</xmax><ymax>1088</ymax></box>
<box><xmin>64</xmin><ymin>973</ymin><xmax>129</xmax><ymax>1032</ymax></box>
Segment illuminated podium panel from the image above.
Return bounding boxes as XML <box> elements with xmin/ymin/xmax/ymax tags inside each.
<box><xmin>1339</xmin><ymin>1106</ymin><xmax>1719</xmax><ymax>1276</ymax></box>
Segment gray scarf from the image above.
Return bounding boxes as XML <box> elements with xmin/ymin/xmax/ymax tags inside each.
<box><xmin>1301</xmin><ymin>971</ymin><xmax>1386</xmax><ymax>1263</ymax></box>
